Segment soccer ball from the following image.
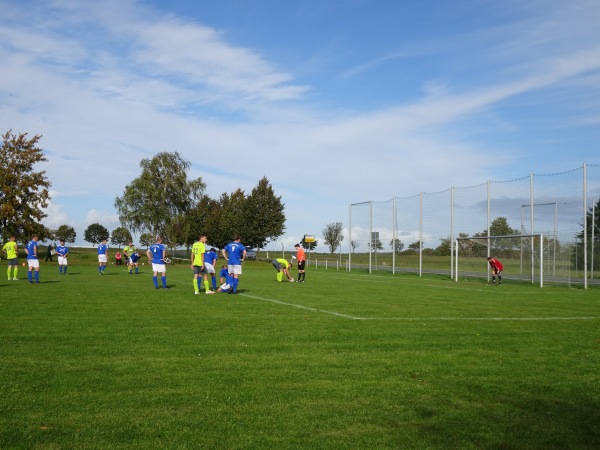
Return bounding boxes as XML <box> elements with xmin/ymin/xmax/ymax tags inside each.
<box><xmin>22</xmin><ymin>262</ymin><xmax>26</xmax><ymax>267</ymax></box>
<box><xmin>290</xmin><ymin>278</ymin><xmax>294</xmax><ymax>282</ymax></box>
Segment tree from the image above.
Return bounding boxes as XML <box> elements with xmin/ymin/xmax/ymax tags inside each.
<box><xmin>54</xmin><ymin>224</ymin><xmax>76</xmax><ymax>243</ymax></box>
<box><xmin>139</xmin><ymin>232</ymin><xmax>154</xmax><ymax>248</ymax></box>
<box><xmin>242</xmin><ymin>177</ymin><xmax>285</xmax><ymax>249</ymax></box>
<box><xmin>203</xmin><ymin>189</ymin><xmax>247</xmax><ymax>249</ymax></box>
<box><xmin>110</xmin><ymin>226</ymin><xmax>132</xmax><ymax>249</ymax></box>
<box><xmin>434</xmin><ymin>237</ymin><xmax>451</xmax><ymax>256</ymax></box>
<box><xmin>574</xmin><ymin>196</ymin><xmax>600</xmax><ymax>270</ymax></box>
<box><xmin>475</xmin><ymin>217</ymin><xmax>520</xmax><ymax>256</ymax></box>
<box><xmin>0</xmin><ymin>130</ymin><xmax>52</xmax><ymax>241</ymax></box>
<box><xmin>368</xmin><ymin>237</ymin><xmax>384</xmax><ymax>252</ymax></box>
<box><xmin>407</xmin><ymin>241</ymin><xmax>422</xmax><ymax>252</ymax></box>
<box><xmin>323</xmin><ymin>222</ymin><xmax>344</xmax><ymax>254</ymax></box>
<box><xmin>84</xmin><ymin>223</ymin><xmax>109</xmax><ymax>246</ymax></box>
<box><xmin>350</xmin><ymin>240</ymin><xmax>360</xmax><ymax>253</ymax></box>
<box><xmin>114</xmin><ymin>151</ymin><xmax>206</xmax><ymax>239</ymax></box>
<box><xmin>389</xmin><ymin>238</ymin><xmax>404</xmax><ymax>253</ymax></box>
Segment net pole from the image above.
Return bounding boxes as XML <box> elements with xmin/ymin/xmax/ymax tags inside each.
<box><xmin>487</xmin><ymin>180</ymin><xmax>491</xmax><ymax>282</ymax></box>
<box><xmin>392</xmin><ymin>197</ymin><xmax>397</xmax><ymax>275</ymax></box>
<box><xmin>450</xmin><ymin>187</ymin><xmax>454</xmax><ymax>279</ymax></box>
<box><xmin>348</xmin><ymin>203</ymin><xmax>352</xmax><ymax>272</ymax></box>
<box><xmin>369</xmin><ymin>202</ymin><xmax>372</xmax><ymax>274</ymax></box>
<box><xmin>530</xmin><ymin>173</ymin><xmax>535</xmax><ymax>284</ymax></box>
<box><xmin>419</xmin><ymin>192</ymin><xmax>423</xmax><ymax>277</ymax></box>
<box><xmin>540</xmin><ymin>234</ymin><xmax>544</xmax><ymax>288</ymax></box>
<box><xmin>454</xmin><ymin>238</ymin><xmax>458</xmax><ymax>282</ymax></box>
<box><xmin>584</xmin><ymin>163</ymin><xmax>588</xmax><ymax>289</ymax></box>
<box><xmin>592</xmin><ymin>203</ymin><xmax>595</xmax><ymax>280</ymax></box>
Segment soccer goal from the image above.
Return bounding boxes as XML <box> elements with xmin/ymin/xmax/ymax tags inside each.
<box><xmin>455</xmin><ymin>234</ymin><xmax>549</xmax><ymax>287</ymax></box>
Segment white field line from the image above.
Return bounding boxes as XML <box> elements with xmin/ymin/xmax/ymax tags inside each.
<box><xmin>239</xmin><ymin>293</ymin><xmax>599</xmax><ymax>321</ymax></box>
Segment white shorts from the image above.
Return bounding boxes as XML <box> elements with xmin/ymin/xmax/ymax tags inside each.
<box><xmin>152</xmin><ymin>263</ymin><xmax>166</xmax><ymax>273</ymax></box>
<box><xmin>58</xmin><ymin>256</ymin><xmax>68</xmax><ymax>266</ymax></box>
<box><xmin>219</xmin><ymin>283</ymin><xmax>231</xmax><ymax>291</ymax></box>
<box><xmin>228</xmin><ymin>264</ymin><xmax>242</xmax><ymax>275</ymax></box>
<box><xmin>98</xmin><ymin>255</ymin><xmax>108</xmax><ymax>263</ymax></box>
<box><xmin>28</xmin><ymin>259</ymin><xmax>40</xmax><ymax>269</ymax></box>
<box><xmin>204</xmin><ymin>262</ymin><xmax>215</xmax><ymax>274</ymax></box>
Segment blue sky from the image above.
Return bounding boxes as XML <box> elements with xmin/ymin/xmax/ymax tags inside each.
<box><xmin>1</xmin><ymin>0</ymin><xmax>599</xmax><ymax>251</ymax></box>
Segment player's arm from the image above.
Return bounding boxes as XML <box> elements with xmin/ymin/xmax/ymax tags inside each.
<box><xmin>146</xmin><ymin>248</ymin><xmax>152</xmax><ymax>260</ymax></box>
<box><xmin>221</xmin><ymin>249</ymin><xmax>227</xmax><ymax>260</ymax></box>
<box><xmin>242</xmin><ymin>249</ymin><xmax>246</xmax><ymax>262</ymax></box>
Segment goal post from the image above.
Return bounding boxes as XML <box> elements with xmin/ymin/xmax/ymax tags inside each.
<box><xmin>455</xmin><ymin>234</ymin><xmax>544</xmax><ymax>287</ymax></box>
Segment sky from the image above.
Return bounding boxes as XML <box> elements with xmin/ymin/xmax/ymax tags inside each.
<box><xmin>1</xmin><ymin>0</ymin><xmax>599</xmax><ymax>251</ymax></box>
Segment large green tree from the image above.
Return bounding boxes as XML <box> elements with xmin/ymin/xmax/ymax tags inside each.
<box><xmin>0</xmin><ymin>130</ymin><xmax>51</xmax><ymax>241</ymax></box>
<box><xmin>323</xmin><ymin>222</ymin><xmax>344</xmax><ymax>254</ymax></box>
<box><xmin>242</xmin><ymin>177</ymin><xmax>285</xmax><ymax>249</ymax></box>
<box><xmin>54</xmin><ymin>224</ymin><xmax>77</xmax><ymax>243</ymax></box>
<box><xmin>204</xmin><ymin>189</ymin><xmax>247</xmax><ymax>249</ymax></box>
<box><xmin>84</xmin><ymin>223</ymin><xmax>109</xmax><ymax>246</ymax></box>
<box><xmin>110</xmin><ymin>227</ymin><xmax>132</xmax><ymax>249</ymax></box>
<box><xmin>114</xmin><ymin>151</ymin><xmax>206</xmax><ymax>239</ymax></box>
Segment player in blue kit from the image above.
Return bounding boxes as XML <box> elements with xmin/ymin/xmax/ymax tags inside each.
<box><xmin>204</xmin><ymin>247</ymin><xmax>218</xmax><ymax>291</ymax></box>
<box><xmin>129</xmin><ymin>251</ymin><xmax>141</xmax><ymax>274</ymax></box>
<box><xmin>216</xmin><ymin>265</ymin><xmax>233</xmax><ymax>293</ymax></box>
<box><xmin>221</xmin><ymin>235</ymin><xmax>246</xmax><ymax>294</ymax></box>
<box><xmin>146</xmin><ymin>236</ymin><xmax>168</xmax><ymax>289</ymax></box>
<box><xmin>55</xmin><ymin>240</ymin><xmax>69</xmax><ymax>275</ymax></box>
<box><xmin>26</xmin><ymin>234</ymin><xmax>40</xmax><ymax>284</ymax></box>
<box><xmin>97</xmin><ymin>238</ymin><xmax>108</xmax><ymax>275</ymax></box>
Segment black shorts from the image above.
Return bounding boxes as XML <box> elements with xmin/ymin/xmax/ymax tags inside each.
<box><xmin>193</xmin><ymin>265</ymin><xmax>205</xmax><ymax>275</ymax></box>
<box><xmin>272</xmin><ymin>260</ymin><xmax>283</xmax><ymax>271</ymax></box>
<box><xmin>298</xmin><ymin>260</ymin><xmax>305</xmax><ymax>270</ymax></box>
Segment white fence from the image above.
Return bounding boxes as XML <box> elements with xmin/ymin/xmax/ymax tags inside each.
<box><xmin>348</xmin><ymin>164</ymin><xmax>600</xmax><ymax>287</ymax></box>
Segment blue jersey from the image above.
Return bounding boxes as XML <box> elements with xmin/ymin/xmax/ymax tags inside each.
<box><xmin>219</xmin><ymin>268</ymin><xmax>229</xmax><ymax>279</ymax></box>
<box><xmin>130</xmin><ymin>253</ymin><xmax>140</xmax><ymax>263</ymax></box>
<box><xmin>205</xmin><ymin>250</ymin><xmax>218</xmax><ymax>266</ymax></box>
<box><xmin>149</xmin><ymin>243</ymin><xmax>165</xmax><ymax>264</ymax></box>
<box><xmin>97</xmin><ymin>243</ymin><xmax>108</xmax><ymax>255</ymax></box>
<box><xmin>56</xmin><ymin>245</ymin><xmax>68</xmax><ymax>256</ymax></box>
<box><xmin>26</xmin><ymin>240</ymin><xmax>38</xmax><ymax>259</ymax></box>
<box><xmin>224</xmin><ymin>241</ymin><xmax>245</xmax><ymax>265</ymax></box>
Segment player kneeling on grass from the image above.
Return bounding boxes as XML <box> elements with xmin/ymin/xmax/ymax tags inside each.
<box><xmin>216</xmin><ymin>268</ymin><xmax>235</xmax><ymax>293</ymax></box>
<box><xmin>487</xmin><ymin>256</ymin><xmax>503</xmax><ymax>284</ymax></box>
<box><xmin>272</xmin><ymin>258</ymin><xmax>294</xmax><ymax>282</ymax></box>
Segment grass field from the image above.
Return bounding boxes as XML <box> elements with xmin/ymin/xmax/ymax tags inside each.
<box><xmin>1</xmin><ymin>254</ymin><xmax>599</xmax><ymax>449</ymax></box>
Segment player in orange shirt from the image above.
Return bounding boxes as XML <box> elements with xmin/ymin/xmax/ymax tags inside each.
<box><xmin>294</xmin><ymin>243</ymin><xmax>306</xmax><ymax>282</ymax></box>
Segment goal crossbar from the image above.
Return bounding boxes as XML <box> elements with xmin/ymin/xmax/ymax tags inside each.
<box><xmin>455</xmin><ymin>234</ymin><xmax>544</xmax><ymax>287</ymax></box>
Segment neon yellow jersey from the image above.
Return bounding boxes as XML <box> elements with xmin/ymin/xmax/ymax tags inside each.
<box><xmin>2</xmin><ymin>241</ymin><xmax>17</xmax><ymax>259</ymax></box>
<box><xmin>123</xmin><ymin>245</ymin><xmax>136</xmax><ymax>255</ymax></box>
<box><xmin>191</xmin><ymin>241</ymin><xmax>205</xmax><ymax>266</ymax></box>
<box><xmin>276</xmin><ymin>258</ymin><xmax>290</xmax><ymax>268</ymax></box>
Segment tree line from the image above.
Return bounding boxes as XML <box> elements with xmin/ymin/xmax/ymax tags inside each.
<box><xmin>1</xmin><ymin>131</ymin><xmax>286</xmax><ymax>250</ymax></box>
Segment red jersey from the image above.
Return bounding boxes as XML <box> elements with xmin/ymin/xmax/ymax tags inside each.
<box><xmin>488</xmin><ymin>258</ymin><xmax>503</xmax><ymax>271</ymax></box>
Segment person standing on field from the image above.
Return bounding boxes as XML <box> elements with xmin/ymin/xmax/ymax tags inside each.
<box><xmin>191</xmin><ymin>235</ymin><xmax>214</xmax><ymax>295</ymax></box>
<box><xmin>2</xmin><ymin>235</ymin><xmax>19</xmax><ymax>280</ymax></box>
<box><xmin>55</xmin><ymin>240</ymin><xmax>69</xmax><ymax>275</ymax></box>
<box><xmin>487</xmin><ymin>256</ymin><xmax>503</xmax><ymax>284</ymax></box>
<box><xmin>221</xmin><ymin>235</ymin><xmax>246</xmax><ymax>294</ymax></box>
<box><xmin>204</xmin><ymin>247</ymin><xmax>218</xmax><ymax>291</ymax></box>
<box><xmin>123</xmin><ymin>241</ymin><xmax>137</xmax><ymax>274</ymax></box>
<box><xmin>294</xmin><ymin>243</ymin><xmax>306</xmax><ymax>282</ymax></box>
<box><xmin>26</xmin><ymin>234</ymin><xmax>40</xmax><ymax>284</ymax></box>
<box><xmin>147</xmin><ymin>236</ymin><xmax>168</xmax><ymax>289</ymax></box>
<box><xmin>98</xmin><ymin>238</ymin><xmax>108</xmax><ymax>275</ymax></box>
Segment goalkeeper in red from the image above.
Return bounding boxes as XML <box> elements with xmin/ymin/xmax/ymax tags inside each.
<box><xmin>487</xmin><ymin>256</ymin><xmax>503</xmax><ymax>284</ymax></box>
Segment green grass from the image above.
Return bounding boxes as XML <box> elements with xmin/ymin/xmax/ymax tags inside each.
<box><xmin>1</xmin><ymin>256</ymin><xmax>599</xmax><ymax>449</ymax></box>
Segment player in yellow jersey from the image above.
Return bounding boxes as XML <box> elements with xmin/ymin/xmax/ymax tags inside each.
<box><xmin>191</xmin><ymin>235</ymin><xmax>214</xmax><ymax>295</ymax></box>
<box><xmin>2</xmin><ymin>235</ymin><xmax>19</xmax><ymax>280</ymax></box>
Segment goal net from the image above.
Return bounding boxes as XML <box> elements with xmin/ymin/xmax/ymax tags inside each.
<box><xmin>454</xmin><ymin>234</ymin><xmax>573</xmax><ymax>287</ymax></box>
